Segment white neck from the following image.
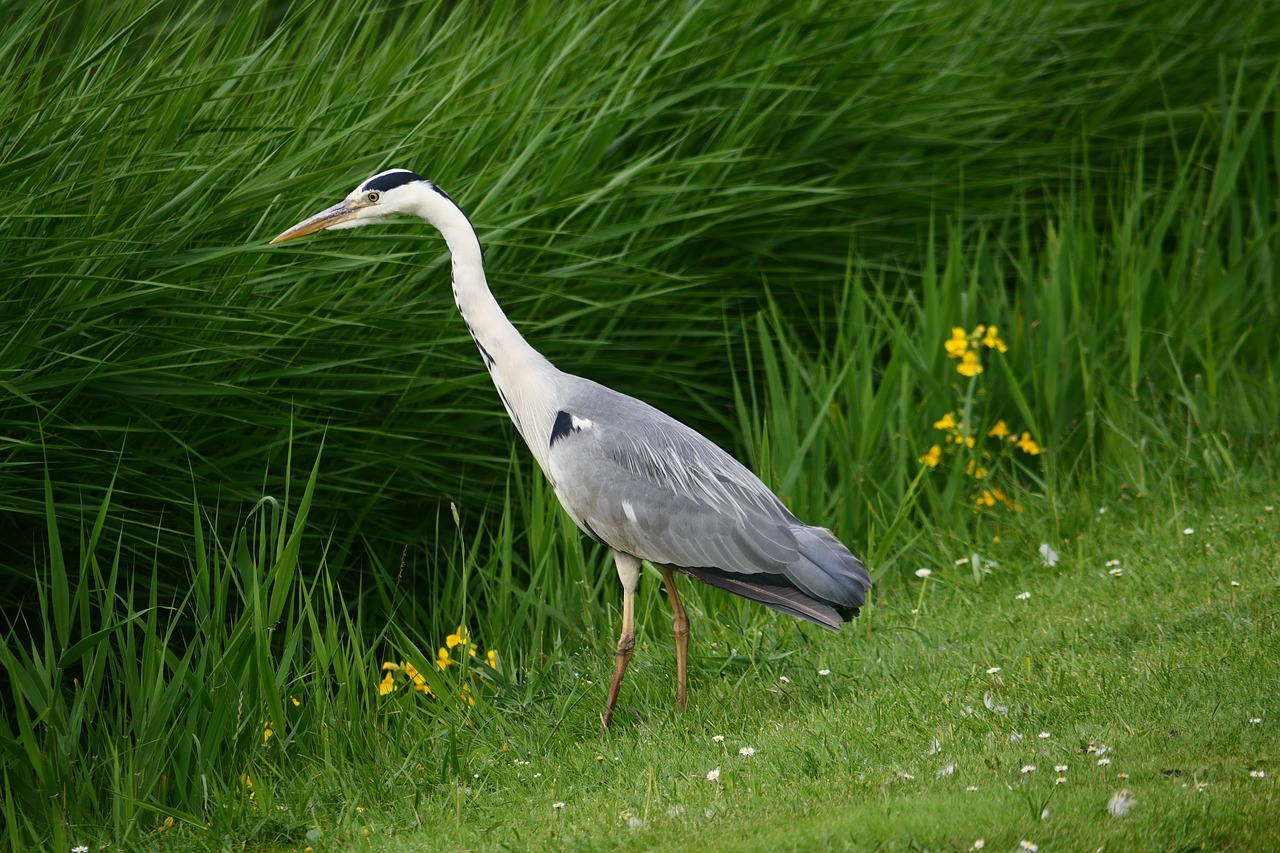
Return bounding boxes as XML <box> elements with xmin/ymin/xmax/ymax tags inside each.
<box><xmin>411</xmin><ymin>185</ymin><xmax>562</xmax><ymax>456</ymax></box>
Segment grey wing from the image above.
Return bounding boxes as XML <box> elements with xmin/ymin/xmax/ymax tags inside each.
<box><xmin>543</xmin><ymin>379</ymin><xmax>870</xmax><ymax>625</ymax></box>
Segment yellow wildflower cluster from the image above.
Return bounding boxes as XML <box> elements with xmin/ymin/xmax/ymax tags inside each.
<box><xmin>379</xmin><ymin>625</ymin><xmax>499</xmax><ymax>708</ymax></box>
<box><xmin>945</xmin><ymin>324</ymin><xmax>1008</xmax><ymax>377</ymax></box>
<box><xmin>921</xmin><ymin>323</ymin><xmax>1041</xmax><ymax>512</ymax></box>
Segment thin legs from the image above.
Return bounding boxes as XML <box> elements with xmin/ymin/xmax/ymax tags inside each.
<box><xmin>602</xmin><ymin>554</ymin><xmax>692</xmax><ymax>728</ymax></box>
<box><xmin>603</xmin><ymin>551</ymin><xmax>640</xmax><ymax>728</ymax></box>
<box><xmin>659</xmin><ymin>565</ymin><xmax>690</xmax><ymax>709</ymax></box>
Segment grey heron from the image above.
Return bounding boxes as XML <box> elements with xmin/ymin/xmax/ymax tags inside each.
<box><xmin>271</xmin><ymin>169</ymin><xmax>871</xmax><ymax>727</ymax></box>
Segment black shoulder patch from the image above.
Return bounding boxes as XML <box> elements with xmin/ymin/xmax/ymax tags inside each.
<box><xmin>361</xmin><ymin>170</ymin><xmax>425</xmax><ymax>193</ymax></box>
<box><xmin>549</xmin><ymin>410</ymin><xmax>575</xmax><ymax>446</ymax></box>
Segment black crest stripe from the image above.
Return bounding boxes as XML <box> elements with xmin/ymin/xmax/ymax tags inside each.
<box><xmin>362</xmin><ymin>170</ymin><xmax>425</xmax><ymax>193</ymax></box>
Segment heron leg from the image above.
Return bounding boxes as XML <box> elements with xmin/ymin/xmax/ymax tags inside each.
<box><xmin>603</xmin><ymin>551</ymin><xmax>641</xmax><ymax>728</ymax></box>
<box><xmin>659</xmin><ymin>565</ymin><xmax>690</xmax><ymax>709</ymax></box>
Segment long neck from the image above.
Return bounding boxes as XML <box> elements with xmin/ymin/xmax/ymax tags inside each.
<box><xmin>415</xmin><ymin>187</ymin><xmax>561</xmax><ymax>449</ymax></box>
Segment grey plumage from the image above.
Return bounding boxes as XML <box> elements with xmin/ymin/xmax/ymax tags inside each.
<box><xmin>270</xmin><ymin>168</ymin><xmax>871</xmax><ymax>726</ymax></box>
<box><xmin>544</xmin><ymin>375</ymin><xmax>870</xmax><ymax>630</ymax></box>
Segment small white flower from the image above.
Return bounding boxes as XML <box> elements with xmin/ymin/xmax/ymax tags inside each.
<box><xmin>1038</xmin><ymin>543</ymin><xmax>1059</xmax><ymax>567</ymax></box>
<box><xmin>937</xmin><ymin>763</ymin><xmax>955</xmax><ymax>776</ymax></box>
<box><xmin>72</xmin><ymin>847</ymin><xmax>89</xmax><ymax>853</ymax></box>
<box><xmin>1183</xmin><ymin>527</ymin><xmax>1195</xmax><ymax>535</ymax></box>
<box><xmin>1038</xmin><ymin>731</ymin><xmax>1051</xmax><ymax>739</ymax></box>
<box><xmin>1109</xmin><ymin>567</ymin><xmax>1124</xmax><ymax>576</ymax></box>
<box><xmin>1055</xmin><ymin>775</ymin><xmax>1066</xmax><ymax>785</ymax></box>
<box><xmin>1054</xmin><ymin>764</ymin><xmax>1068</xmax><ymax>772</ymax></box>
<box><xmin>1231</xmin><ymin>580</ymin><xmax>1241</xmax><ymax>587</ymax></box>
<box><xmin>1250</xmin><ymin>769</ymin><xmax>1266</xmax><ymax>778</ymax></box>
<box><xmin>955</xmin><ymin>557</ymin><xmax>970</xmax><ymax>565</ymax></box>
<box><xmin>553</xmin><ymin>801</ymin><xmax>565</xmax><ymax>810</ymax></box>
<box><xmin>779</xmin><ymin>676</ymin><xmax>791</xmax><ymax>684</ymax></box>
<box><xmin>1021</xmin><ymin>764</ymin><xmax>1036</xmax><ymax>774</ymax></box>
<box><xmin>1097</xmin><ymin>757</ymin><xmax>1111</xmax><ymax>766</ymax></box>
<box><xmin>987</xmin><ymin>666</ymin><xmax>1001</xmax><ymax>674</ymax></box>
<box><xmin>1016</xmin><ymin>591</ymin><xmax>1031</xmax><ymax>601</ymax></box>
<box><xmin>1249</xmin><ymin>718</ymin><xmax>1262</xmax><ymax>724</ymax></box>
<box><xmin>1105</xmin><ymin>559</ymin><xmax>1121</xmax><ymax>567</ymax></box>
<box><xmin>706</xmin><ymin>768</ymin><xmax>720</xmax><ymax>782</ymax></box>
<box><xmin>1108</xmin><ymin>789</ymin><xmax>1135</xmax><ymax>817</ymax></box>
<box><xmin>1266</xmin><ymin>505</ymin><xmax>1275</xmax><ymax>512</ymax></box>
<box><xmin>712</xmin><ymin>734</ymin><xmax>725</xmax><ymax>743</ymax></box>
<box><xmin>1041</xmin><ymin>807</ymin><xmax>1050</xmax><ymax>820</ymax></box>
<box><xmin>915</xmin><ymin>568</ymin><xmax>932</xmax><ymax>578</ymax></box>
<box><xmin>1019</xmin><ymin>841</ymin><xmax>1040</xmax><ymax>852</ymax></box>
<box><xmin>971</xmin><ymin>840</ymin><xmax>985</xmax><ymax>850</ymax></box>
<box><xmin>1098</xmin><ymin>506</ymin><xmax>1108</xmax><ymax>515</ymax></box>
<box><xmin>900</xmin><ymin>772</ymin><xmax>915</xmax><ymax>780</ymax></box>
<box><xmin>818</xmin><ymin>668</ymin><xmax>831</xmax><ymax>676</ymax></box>
<box><xmin>966</xmin><ymin>785</ymin><xmax>979</xmax><ymax>792</ymax></box>
<box><xmin>739</xmin><ymin>746</ymin><xmax>755</xmax><ymax>757</ymax></box>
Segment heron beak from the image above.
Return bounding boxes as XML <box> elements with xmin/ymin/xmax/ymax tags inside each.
<box><xmin>269</xmin><ymin>199</ymin><xmax>359</xmax><ymax>244</ymax></box>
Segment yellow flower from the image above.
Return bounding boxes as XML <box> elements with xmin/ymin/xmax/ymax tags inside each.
<box><xmin>263</xmin><ymin>721</ymin><xmax>274</xmax><ymax>743</ymax></box>
<box><xmin>987</xmin><ymin>420</ymin><xmax>1010</xmax><ymax>439</ymax></box>
<box><xmin>486</xmin><ymin>649</ymin><xmax>498</xmax><ymax>668</ymax></box>
<box><xmin>976</xmin><ymin>490</ymin><xmax>996</xmax><ymax>508</ymax></box>
<box><xmin>944</xmin><ymin>327</ymin><xmax>969</xmax><ymax>358</ymax></box>
<box><xmin>462</xmin><ymin>683</ymin><xmax>475</xmax><ymax>707</ymax></box>
<box><xmin>982</xmin><ymin>325</ymin><xmax>1009</xmax><ymax>352</ymax></box>
<box><xmin>414</xmin><ymin>681</ymin><xmax>433</xmax><ymax>696</ymax></box>
<box><xmin>379</xmin><ymin>672</ymin><xmax>397</xmax><ymax>695</ymax></box>
<box><xmin>446</xmin><ymin>626</ymin><xmax>471</xmax><ymax>650</ymax></box>
<box><xmin>934</xmin><ymin>412</ymin><xmax>956</xmax><ymax>430</ymax></box>
<box><xmin>290</xmin><ymin>696</ymin><xmax>301</xmax><ymax>707</ymax></box>
<box><xmin>1016</xmin><ymin>432</ymin><xmax>1041</xmax><ymax>455</ymax></box>
<box><xmin>381</xmin><ymin>661</ymin><xmax>397</xmax><ymax>670</ymax></box>
<box><xmin>957</xmin><ymin>351</ymin><xmax>983</xmax><ymax>377</ymax></box>
<box><xmin>962</xmin><ymin>434</ymin><xmax>976</xmax><ymax>449</ymax></box>
<box><xmin>919</xmin><ymin>445</ymin><xmax>942</xmax><ymax>468</ymax></box>
<box><xmin>436</xmin><ymin>647</ymin><xmax>455</xmax><ymax>670</ymax></box>
<box><xmin>966</xmin><ymin>459</ymin><xmax>988</xmax><ymax>479</ymax></box>
<box><xmin>405</xmin><ymin>663</ymin><xmax>426</xmax><ymax>687</ymax></box>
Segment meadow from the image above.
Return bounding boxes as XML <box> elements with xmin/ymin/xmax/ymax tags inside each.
<box><xmin>2</xmin><ymin>0</ymin><xmax>1277</xmax><ymax>849</ymax></box>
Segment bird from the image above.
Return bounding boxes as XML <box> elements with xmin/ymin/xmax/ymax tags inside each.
<box><xmin>270</xmin><ymin>168</ymin><xmax>871</xmax><ymax>726</ymax></box>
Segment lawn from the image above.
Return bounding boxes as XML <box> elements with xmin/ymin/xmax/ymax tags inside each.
<box><xmin>2</xmin><ymin>0</ymin><xmax>1278</xmax><ymax>849</ymax></box>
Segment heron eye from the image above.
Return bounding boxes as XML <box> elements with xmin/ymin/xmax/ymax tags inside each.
<box><xmin>365</xmin><ymin>191</ymin><xmax>380</xmax><ymax>203</ymax></box>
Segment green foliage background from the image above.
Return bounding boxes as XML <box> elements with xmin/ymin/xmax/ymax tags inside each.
<box><xmin>4</xmin><ymin>0</ymin><xmax>1276</xmax><ymax>573</ymax></box>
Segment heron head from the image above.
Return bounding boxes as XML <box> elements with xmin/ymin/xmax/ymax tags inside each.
<box><xmin>269</xmin><ymin>168</ymin><xmax>430</xmax><ymax>243</ymax></box>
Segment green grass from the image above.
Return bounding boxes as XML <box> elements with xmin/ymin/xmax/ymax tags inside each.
<box><xmin>8</xmin><ymin>474</ymin><xmax>1277</xmax><ymax>850</ymax></box>
<box><xmin>3</xmin><ymin>0</ymin><xmax>1280</xmax><ymax>848</ymax></box>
